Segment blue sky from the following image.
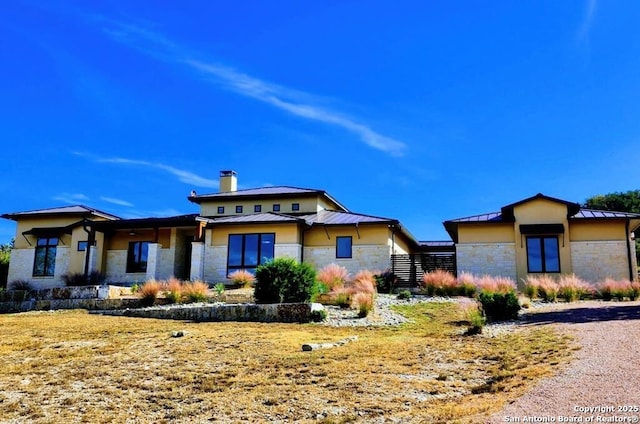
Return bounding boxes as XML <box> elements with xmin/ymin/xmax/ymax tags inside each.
<box><xmin>1</xmin><ymin>1</ymin><xmax>639</xmax><ymax>244</ymax></box>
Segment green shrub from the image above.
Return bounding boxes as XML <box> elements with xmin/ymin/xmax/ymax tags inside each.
<box><xmin>397</xmin><ymin>290</ymin><xmax>412</xmax><ymax>300</ymax></box>
<box><xmin>254</xmin><ymin>258</ymin><xmax>317</xmax><ymax>304</ymax></box>
<box><xmin>477</xmin><ymin>290</ymin><xmax>520</xmax><ymax>321</ymax></box>
<box><xmin>461</xmin><ymin>301</ymin><xmax>486</xmax><ymax>335</ymax></box>
<box><xmin>310</xmin><ymin>308</ymin><xmax>327</xmax><ymax>322</ymax></box>
<box><xmin>214</xmin><ymin>283</ymin><xmax>225</xmax><ymax>295</ymax></box>
<box><xmin>374</xmin><ymin>269</ymin><xmax>397</xmax><ymax>294</ymax></box>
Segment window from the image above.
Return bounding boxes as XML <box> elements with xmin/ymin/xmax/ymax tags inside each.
<box><xmin>78</xmin><ymin>241</ymin><xmax>88</xmax><ymax>251</ymax></box>
<box><xmin>236</xmin><ymin>205</ymin><xmax>243</xmax><ymax>213</ymax></box>
<box><xmin>272</xmin><ymin>204</ymin><xmax>280</xmax><ymax>212</ymax></box>
<box><xmin>127</xmin><ymin>241</ymin><xmax>150</xmax><ymax>273</ymax></box>
<box><xmin>254</xmin><ymin>205</ymin><xmax>262</xmax><ymax>213</ymax></box>
<box><xmin>227</xmin><ymin>233</ymin><xmax>275</xmax><ymax>274</ymax></box>
<box><xmin>217</xmin><ymin>206</ymin><xmax>225</xmax><ymax>214</ymax></box>
<box><xmin>526</xmin><ymin>236</ymin><xmax>560</xmax><ymax>273</ymax></box>
<box><xmin>33</xmin><ymin>237</ymin><xmax>58</xmax><ymax>277</ymax></box>
<box><xmin>292</xmin><ymin>203</ymin><xmax>300</xmax><ymax>211</ymax></box>
<box><xmin>336</xmin><ymin>236</ymin><xmax>352</xmax><ymax>258</ymax></box>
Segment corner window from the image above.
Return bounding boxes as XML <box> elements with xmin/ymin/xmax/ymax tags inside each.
<box><xmin>227</xmin><ymin>233</ymin><xmax>275</xmax><ymax>274</ymax></box>
<box><xmin>33</xmin><ymin>237</ymin><xmax>58</xmax><ymax>277</ymax></box>
<box><xmin>273</xmin><ymin>204</ymin><xmax>280</xmax><ymax>212</ymax></box>
<box><xmin>292</xmin><ymin>203</ymin><xmax>300</xmax><ymax>211</ymax></box>
<box><xmin>235</xmin><ymin>205</ymin><xmax>243</xmax><ymax>213</ymax></box>
<box><xmin>254</xmin><ymin>205</ymin><xmax>262</xmax><ymax>213</ymax></box>
<box><xmin>127</xmin><ymin>241</ymin><xmax>149</xmax><ymax>273</ymax></box>
<box><xmin>336</xmin><ymin>236</ymin><xmax>352</xmax><ymax>259</ymax></box>
<box><xmin>526</xmin><ymin>236</ymin><xmax>560</xmax><ymax>273</ymax></box>
<box><xmin>217</xmin><ymin>206</ymin><xmax>225</xmax><ymax>214</ymax></box>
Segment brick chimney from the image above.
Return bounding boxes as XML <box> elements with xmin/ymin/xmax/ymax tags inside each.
<box><xmin>219</xmin><ymin>170</ymin><xmax>238</xmax><ymax>192</ymax></box>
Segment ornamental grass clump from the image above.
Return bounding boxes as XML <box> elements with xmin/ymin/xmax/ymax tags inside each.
<box><xmin>163</xmin><ymin>278</ymin><xmax>183</xmax><ymax>304</ymax></box>
<box><xmin>183</xmin><ymin>281</ymin><xmax>209</xmax><ymax>303</ymax></box>
<box><xmin>138</xmin><ymin>279</ymin><xmax>162</xmax><ymax>306</ymax></box>
<box><xmin>420</xmin><ymin>270</ymin><xmax>457</xmax><ymax>296</ymax></box>
<box><xmin>316</xmin><ymin>264</ymin><xmax>350</xmax><ymax>291</ymax></box>
<box><xmin>558</xmin><ymin>274</ymin><xmax>593</xmax><ymax>302</ymax></box>
<box><xmin>456</xmin><ymin>272</ymin><xmax>477</xmax><ymax>297</ymax></box>
<box><xmin>629</xmin><ymin>282</ymin><xmax>640</xmax><ymax>301</ymax></box>
<box><xmin>460</xmin><ymin>299</ymin><xmax>485</xmax><ymax>335</ymax></box>
<box><xmin>228</xmin><ymin>269</ymin><xmax>256</xmax><ymax>288</ymax></box>
<box><xmin>349</xmin><ymin>270</ymin><xmax>377</xmax><ymax>295</ymax></box>
<box><xmin>352</xmin><ymin>292</ymin><xmax>374</xmax><ymax>318</ymax></box>
<box><xmin>525</xmin><ymin>274</ymin><xmax>559</xmax><ymax>302</ymax></box>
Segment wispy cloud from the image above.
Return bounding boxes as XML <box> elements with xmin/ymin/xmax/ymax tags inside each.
<box><xmin>73</xmin><ymin>152</ymin><xmax>218</xmax><ymax>188</ymax></box>
<box><xmin>100</xmin><ymin>196</ymin><xmax>134</xmax><ymax>207</ymax></box>
<box><xmin>96</xmin><ymin>19</ymin><xmax>407</xmax><ymax>156</ymax></box>
<box><xmin>578</xmin><ymin>0</ymin><xmax>597</xmax><ymax>42</ymax></box>
<box><xmin>52</xmin><ymin>193</ymin><xmax>90</xmax><ymax>204</ymax></box>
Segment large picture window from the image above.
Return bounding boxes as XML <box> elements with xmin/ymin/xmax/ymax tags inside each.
<box><xmin>127</xmin><ymin>241</ymin><xmax>150</xmax><ymax>273</ymax></box>
<box><xmin>336</xmin><ymin>236</ymin><xmax>352</xmax><ymax>258</ymax></box>
<box><xmin>33</xmin><ymin>237</ymin><xmax>58</xmax><ymax>277</ymax></box>
<box><xmin>526</xmin><ymin>236</ymin><xmax>560</xmax><ymax>273</ymax></box>
<box><xmin>227</xmin><ymin>233</ymin><xmax>275</xmax><ymax>274</ymax></box>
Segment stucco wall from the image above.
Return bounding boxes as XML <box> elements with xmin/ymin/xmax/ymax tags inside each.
<box><xmin>456</xmin><ymin>243</ymin><xmax>517</xmax><ymax>282</ymax></box>
<box><xmin>304</xmin><ymin>244</ymin><xmax>391</xmax><ymax>275</ymax></box>
<box><xmin>570</xmin><ymin>241</ymin><xmax>633</xmax><ymax>283</ymax></box>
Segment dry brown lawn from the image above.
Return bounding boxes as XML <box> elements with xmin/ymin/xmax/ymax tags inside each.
<box><xmin>0</xmin><ymin>302</ymin><xmax>573</xmax><ymax>423</ymax></box>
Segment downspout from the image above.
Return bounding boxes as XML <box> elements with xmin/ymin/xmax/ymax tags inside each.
<box><xmin>390</xmin><ymin>225</ymin><xmax>396</xmax><ymax>276</ymax></box>
<box><xmin>625</xmin><ymin>220</ymin><xmax>634</xmax><ymax>281</ymax></box>
<box><xmin>82</xmin><ymin>220</ymin><xmax>95</xmax><ymax>284</ymax></box>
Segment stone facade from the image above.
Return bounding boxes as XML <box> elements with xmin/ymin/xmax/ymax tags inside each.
<box><xmin>105</xmin><ymin>250</ymin><xmax>145</xmax><ymax>284</ymax></box>
<box><xmin>7</xmin><ymin>248</ymin><xmax>34</xmax><ymax>287</ymax></box>
<box><xmin>274</xmin><ymin>244</ymin><xmax>302</xmax><ymax>260</ymax></box>
<box><xmin>570</xmin><ymin>241</ymin><xmax>633</xmax><ymax>283</ymax></box>
<box><xmin>304</xmin><ymin>244</ymin><xmax>391</xmax><ymax>275</ymax></box>
<box><xmin>456</xmin><ymin>243</ymin><xmax>517</xmax><ymax>281</ymax></box>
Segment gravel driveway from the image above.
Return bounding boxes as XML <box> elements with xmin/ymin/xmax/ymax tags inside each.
<box><xmin>487</xmin><ymin>300</ymin><xmax>640</xmax><ymax>423</ymax></box>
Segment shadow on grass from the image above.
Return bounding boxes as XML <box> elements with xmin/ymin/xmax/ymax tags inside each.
<box><xmin>524</xmin><ymin>302</ymin><xmax>640</xmax><ymax>326</ymax></box>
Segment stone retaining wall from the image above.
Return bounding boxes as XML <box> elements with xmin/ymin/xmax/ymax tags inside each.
<box><xmin>0</xmin><ymin>298</ymin><xmax>141</xmax><ymax>314</ymax></box>
<box><xmin>92</xmin><ymin>302</ymin><xmax>324</xmax><ymax>323</ymax></box>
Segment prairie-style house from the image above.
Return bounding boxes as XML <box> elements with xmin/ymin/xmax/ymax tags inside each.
<box><xmin>3</xmin><ymin>175</ymin><xmax>639</xmax><ymax>290</ymax></box>
<box><xmin>444</xmin><ymin>193</ymin><xmax>640</xmax><ymax>288</ymax></box>
<box><xmin>2</xmin><ymin>171</ymin><xmax>418</xmax><ymax>289</ymax></box>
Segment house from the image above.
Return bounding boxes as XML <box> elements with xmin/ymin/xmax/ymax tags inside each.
<box><xmin>1</xmin><ymin>170</ymin><xmax>419</xmax><ymax>289</ymax></box>
<box><xmin>443</xmin><ymin>193</ymin><xmax>640</xmax><ymax>287</ymax></box>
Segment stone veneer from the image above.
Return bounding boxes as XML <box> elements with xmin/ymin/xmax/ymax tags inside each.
<box><xmin>570</xmin><ymin>241</ymin><xmax>633</xmax><ymax>283</ymax></box>
<box><xmin>456</xmin><ymin>243</ymin><xmax>517</xmax><ymax>280</ymax></box>
<box><xmin>304</xmin><ymin>244</ymin><xmax>391</xmax><ymax>275</ymax></box>
<box><xmin>7</xmin><ymin>246</ymin><xmax>70</xmax><ymax>289</ymax></box>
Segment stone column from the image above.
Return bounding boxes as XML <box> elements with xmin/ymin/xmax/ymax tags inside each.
<box><xmin>146</xmin><ymin>243</ymin><xmax>162</xmax><ymax>281</ymax></box>
<box><xmin>190</xmin><ymin>241</ymin><xmax>205</xmax><ymax>281</ymax></box>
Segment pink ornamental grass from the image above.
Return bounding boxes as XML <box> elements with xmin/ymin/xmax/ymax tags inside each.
<box><xmin>317</xmin><ymin>264</ymin><xmax>350</xmax><ymax>291</ymax></box>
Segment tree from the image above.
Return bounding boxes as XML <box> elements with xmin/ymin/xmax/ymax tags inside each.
<box><xmin>584</xmin><ymin>190</ymin><xmax>640</xmax><ymax>265</ymax></box>
<box><xmin>0</xmin><ymin>239</ymin><xmax>14</xmax><ymax>287</ymax></box>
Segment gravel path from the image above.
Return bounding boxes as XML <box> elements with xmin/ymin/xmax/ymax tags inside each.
<box><xmin>487</xmin><ymin>300</ymin><xmax>640</xmax><ymax>423</ymax></box>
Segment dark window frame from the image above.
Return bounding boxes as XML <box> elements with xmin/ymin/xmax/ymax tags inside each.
<box><xmin>254</xmin><ymin>205</ymin><xmax>262</xmax><ymax>213</ymax></box>
<box><xmin>33</xmin><ymin>237</ymin><xmax>58</xmax><ymax>277</ymax></box>
<box><xmin>217</xmin><ymin>206</ymin><xmax>225</xmax><ymax>214</ymax></box>
<box><xmin>235</xmin><ymin>205</ymin><xmax>243</xmax><ymax>213</ymax></box>
<box><xmin>526</xmin><ymin>236</ymin><xmax>560</xmax><ymax>273</ymax></box>
<box><xmin>227</xmin><ymin>233</ymin><xmax>275</xmax><ymax>274</ymax></box>
<box><xmin>126</xmin><ymin>241</ymin><xmax>150</xmax><ymax>273</ymax></box>
<box><xmin>272</xmin><ymin>204</ymin><xmax>281</xmax><ymax>212</ymax></box>
<box><xmin>336</xmin><ymin>236</ymin><xmax>353</xmax><ymax>259</ymax></box>
<box><xmin>292</xmin><ymin>203</ymin><xmax>300</xmax><ymax>211</ymax></box>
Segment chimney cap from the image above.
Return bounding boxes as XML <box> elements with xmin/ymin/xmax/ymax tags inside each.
<box><xmin>220</xmin><ymin>170</ymin><xmax>237</xmax><ymax>177</ymax></box>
